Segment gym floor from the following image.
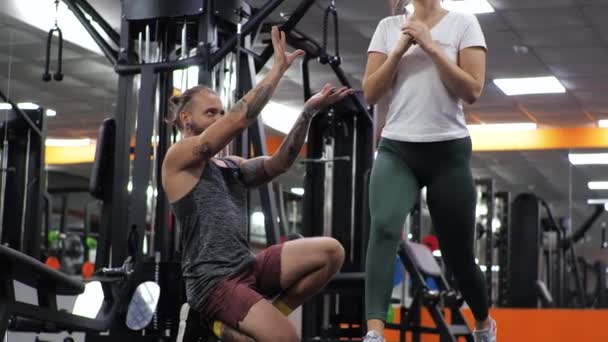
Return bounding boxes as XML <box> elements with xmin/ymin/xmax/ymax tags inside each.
<box><xmin>2</xmin><ymin>0</ymin><xmax>608</xmax><ymax>341</ymax></box>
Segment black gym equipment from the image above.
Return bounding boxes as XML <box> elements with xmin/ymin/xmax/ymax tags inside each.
<box><xmin>0</xmin><ymin>92</ymin><xmax>46</xmax><ymax>261</ymax></box>
<box><xmin>388</xmin><ymin>241</ymin><xmax>474</xmax><ymax>342</ymax></box>
<box><xmin>43</xmin><ymin>0</ymin><xmax>64</xmax><ymax>82</ymax></box>
<box><xmin>502</xmin><ymin>193</ymin><xmax>606</xmax><ymax>308</ymax></box>
<box><xmin>2</xmin><ymin>0</ymin><xmax>377</xmax><ymax>341</ymax></box>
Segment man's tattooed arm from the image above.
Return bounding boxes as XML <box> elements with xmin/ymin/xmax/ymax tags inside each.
<box><xmin>188</xmin><ymin>70</ymin><xmax>281</xmax><ymax>162</ymax></box>
<box><xmin>238</xmin><ymin>106</ymin><xmax>320</xmax><ymax>187</ymax></box>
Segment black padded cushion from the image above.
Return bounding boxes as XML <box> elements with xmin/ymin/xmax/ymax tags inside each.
<box><xmin>89</xmin><ymin>118</ymin><xmax>115</xmax><ymax>200</ymax></box>
<box><xmin>400</xmin><ymin>241</ymin><xmax>443</xmax><ymax>277</ymax></box>
<box><xmin>0</xmin><ymin>244</ymin><xmax>84</xmax><ymax>295</ymax></box>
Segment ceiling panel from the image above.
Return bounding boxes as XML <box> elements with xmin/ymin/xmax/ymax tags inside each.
<box><xmin>487</xmin><ymin>0</ymin><xmax>575</xmax><ymax>10</ymax></box>
<box><xmin>572</xmin><ymin>90</ymin><xmax>608</xmax><ymax>102</ymax></box>
<box><xmin>486</xmin><ymin>47</ymin><xmax>545</xmax><ymax>70</ymax></box>
<box><xmin>502</xmin><ymin>9</ymin><xmax>588</xmax><ymax>30</ymax></box>
<box><xmin>477</xmin><ymin>13</ymin><xmax>511</xmax><ymax>31</ymax></box>
<box><xmin>560</xmin><ymin>76</ymin><xmax>608</xmax><ymax>90</ymax></box>
<box><xmin>0</xmin><ymin>27</ymin><xmax>40</xmax><ymax>46</ymax></box>
<box><xmin>535</xmin><ymin>46</ymin><xmax>608</xmax><ymax>64</ymax></box>
<box><xmin>583</xmin><ymin>6</ymin><xmax>608</xmax><ymax>30</ymax></box>
<box><xmin>484</xmin><ymin>30</ymin><xmax>521</xmax><ymax>49</ymax></box>
<box><xmin>520</xmin><ymin>28</ymin><xmax>600</xmax><ymax>47</ymax></box>
<box><xmin>549</xmin><ymin>63</ymin><xmax>608</xmax><ymax>77</ymax></box>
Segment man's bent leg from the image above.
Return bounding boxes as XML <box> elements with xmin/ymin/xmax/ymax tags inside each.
<box><xmin>255</xmin><ymin>237</ymin><xmax>344</xmax><ymax>313</ymax></box>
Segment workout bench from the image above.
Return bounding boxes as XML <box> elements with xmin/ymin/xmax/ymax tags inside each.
<box><xmin>387</xmin><ymin>241</ymin><xmax>474</xmax><ymax>342</ymax></box>
<box><xmin>0</xmin><ymin>243</ymin><xmax>113</xmax><ymax>337</ymax></box>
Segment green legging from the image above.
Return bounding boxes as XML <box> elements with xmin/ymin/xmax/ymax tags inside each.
<box><xmin>365</xmin><ymin>137</ymin><xmax>489</xmax><ymax>322</ymax></box>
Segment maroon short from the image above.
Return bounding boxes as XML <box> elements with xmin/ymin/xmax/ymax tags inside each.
<box><xmin>199</xmin><ymin>243</ymin><xmax>284</xmax><ymax>328</ymax></box>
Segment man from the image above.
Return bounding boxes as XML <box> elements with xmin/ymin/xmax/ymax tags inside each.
<box><xmin>162</xmin><ymin>27</ymin><xmax>353</xmax><ymax>342</ymax></box>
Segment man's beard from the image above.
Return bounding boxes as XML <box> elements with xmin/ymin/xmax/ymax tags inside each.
<box><xmin>190</xmin><ymin>124</ymin><xmax>205</xmax><ymax>136</ymax></box>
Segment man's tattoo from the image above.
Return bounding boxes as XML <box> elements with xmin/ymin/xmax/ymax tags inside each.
<box><xmin>246</xmin><ymin>84</ymin><xmax>273</xmax><ymax>119</ymax></box>
<box><xmin>231</xmin><ymin>97</ymin><xmax>248</xmax><ymax>114</ymax></box>
<box><xmin>192</xmin><ymin>141</ymin><xmax>213</xmax><ymax>160</ymax></box>
<box><xmin>279</xmin><ymin>109</ymin><xmax>317</xmax><ymax>167</ymax></box>
<box><xmin>241</xmin><ymin>157</ymin><xmax>271</xmax><ymax>187</ymax></box>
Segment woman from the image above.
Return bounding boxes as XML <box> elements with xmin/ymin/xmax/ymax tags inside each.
<box><xmin>362</xmin><ymin>0</ymin><xmax>496</xmax><ymax>341</ymax></box>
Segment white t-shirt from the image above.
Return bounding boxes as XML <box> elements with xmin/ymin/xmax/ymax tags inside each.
<box><xmin>368</xmin><ymin>12</ymin><xmax>486</xmax><ymax>142</ymax></box>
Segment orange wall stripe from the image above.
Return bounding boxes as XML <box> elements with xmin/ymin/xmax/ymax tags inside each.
<box><xmin>44</xmin><ymin>128</ymin><xmax>608</xmax><ymax>165</ymax></box>
<box><xmin>471</xmin><ymin>127</ymin><xmax>608</xmax><ymax>151</ymax></box>
<box><xmin>386</xmin><ymin>308</ymin><xmax>608</xmax><ymax>342</ymax></box>
<box><xmin>45</xmin><ymin>144</ymin><xmax>98</xmax><ymax>165</ymax></box>
<box><xmin>44</xmin><ymin>136</ymin><xmax>305</xmax><ymax>165</ymax></box>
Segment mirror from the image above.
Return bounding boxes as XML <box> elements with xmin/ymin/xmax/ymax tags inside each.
<box><xmin>126</xmin><ymin>281</ymin><xmax>161</xmax><ymax>330</ymax></box>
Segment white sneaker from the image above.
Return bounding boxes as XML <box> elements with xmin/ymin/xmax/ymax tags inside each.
<box><xmin>473</xmin><ymin>318</ymin><xmax>497</xmax><ymax>342</ymax></box>
<box><xmin>363</xmin><ymin>330</ymin><xmax>385</xmax><ymax>342</ymax></box>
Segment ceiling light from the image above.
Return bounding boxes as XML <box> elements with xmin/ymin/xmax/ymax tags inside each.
<box><xmin>468</xmin><ymin>123</ymin><xmax>537</xmax><ymax>132</ymax></box>
<box><xmin>588</xmin><ymin>182</ymin><xmax>608</xmax><ymax>190</ymax></box>
<box><xmin>493</xmin><ymin>76</ymin><xmax>566</xmax><ymax>96</ymax></box>
<box><xmin>599</xmin><ymin>120</ymin><xmax>608</xmax><ymax>128</ymax></box>
<box><xmin>290</xmin><ymin>188</ymin><xmax>305</xmax><ymax>196</ymax></box>
<box><xmin>17</xmin><ymin>102</ymin><xmax>40</xmax><ymax>110</ymax></box>
<box><xmin>46</xmin><ymin>109</ymin><xmax>57</xmax><ymax>117</ymax></box>
<box><xmin>569</xmin><ymin>153</ymin><xmax>608</xmax><ymax>165</ymax></box>
<box><xmin>407</xmin><ymin>0</ymin><xmax>494</xmax><ymax>14</ymax></box>
<box><xmin>0</xmin><ymin>102</ymin><xmax>41</xmax><ymax>110</ymax></box>
<box><xmin>45</xmin><ymin>138</ymin><xmax>92</xmax><ymax>147</ymax></box>
<box><xmin>588</xmin><ymin>199</ymin><xmax>608</xmax><ymax>205</ymax></box>
<box><xmin>261</xmin><ymin>101</ymin><xmax>300</xmax><ymax>134</ymax></box>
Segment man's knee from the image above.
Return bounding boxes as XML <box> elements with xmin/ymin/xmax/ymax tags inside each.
<box><xmin>327</xmin><ymin>238</ymin><xmax>345</xmax><ymax>268</ymax></box>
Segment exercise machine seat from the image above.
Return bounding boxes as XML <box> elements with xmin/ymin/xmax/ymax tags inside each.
<box><xmin>400</xmin><ymin>241</ymin><xmax>443</xmax><ymax>277</ymax></box>
<box><xmin>0</xmin><ymin>244</ymin><xmax>84</xmax><ymax>295</ymax></box>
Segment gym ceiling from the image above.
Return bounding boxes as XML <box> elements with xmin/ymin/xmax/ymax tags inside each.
<box><xmin>1</xmin><ymin>0</ymin><xmax>608</xmax><ymax>242</ymax></box>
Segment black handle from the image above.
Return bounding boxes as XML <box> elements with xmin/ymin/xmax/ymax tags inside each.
<box><xmin>321</xmin><ymin>3</ymin><xmax>341</xmax><ymax>65</ymax></box>
<box><xmin>54</xmin><ymin>27</ymin><xmax>64</xmax><ymax>81</ymax></box>
<box><xmin>42</xmin><ymin>27</ymin><xmax>64</xmax><ymax>82</ymax></box>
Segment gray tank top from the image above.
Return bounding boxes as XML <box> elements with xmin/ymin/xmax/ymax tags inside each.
<box><xmin>170</xmin><ymin>158</ymin><xmax>256</xmax><ymax>311</ymax></box>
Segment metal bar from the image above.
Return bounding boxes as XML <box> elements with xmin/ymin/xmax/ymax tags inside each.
<box><xmin>0</xmin><ymin>113</ymin><xmax>9</xmax><ymax>243</ymax></box>
<box><xmin>117</xmin><ymin>55</ymin><xmax>206</xmax><ymax>75</ymax></box>
<box><xmin>43</xmin><ymin>193</ymin><xmax>52</xmax><ymax>255</ymax></box>
<box><xmin>255</xmin><ymin>0</ymin><xmax>317</xmax><ymax>71</ymax></box>
<box><xmin>301</xmin><ymin>55</ymin><xmax>313</xmax><ymax>101</ymax></box>
<box><xmin>485</xmin><ymin>179</ymin><xmax>494</xmax><ymax>305</ymax></box>
<box><xmin>62</xmin><ymin>0</ymin><xmax>118</xmax><ymax>66</ymax></box>
<box><xmin>156</xmin><ymin>72</ymin><xmax>172</xmax><ymax>261</ymax></box>
<box><xmin>129</xmin><ymin>68</ymin><xmax>158</xmax><ymax>262</ymax></box>
<box><xmin>197</xmin><ymin>0</ymin><xmax>216</xmax><ymax>86</ymax></box>
<box><xmin>0</xmin><ymin>91</ymin><xmax>41</xmax><ymax>137</ymax></box>
<box><xmin>107</xmin><ymin>14</ymin><xmax>135</xmax><ymax>268</ymax></box>
<box><xmin>18</xmin><ymin>130</ymin><xmax>31</xmax><ymax>252</ymax></box>
<box><xmin>210</xmin><ymin>0</ymin><xmax>287</xmax><ymax>68</ymax></box>
<box><xmin>72</xmin><ymin>0</ymin><xmax>120</xmax><ymax>45</ymax></box>
<box><xmin>8</xmin><ymin>302</ymin><xmax>108</xmax><ymax>332</ymax></box>
<box><xmin>349</xmin><ymin>116</ymin><xmax>357</xmax><ymax>263</ymax></box>
<box><xmin>250</xmin><ymin>121</ymin><xmax>281</xmax><ymax>245</ymax></box>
